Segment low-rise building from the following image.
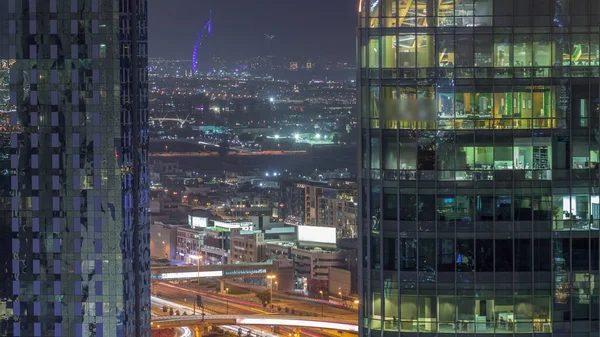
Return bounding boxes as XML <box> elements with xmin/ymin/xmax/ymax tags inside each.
<box><xmin>150</xmin><ymin>190</ymin><xmax>183</xmax><ymax>213</ymax></box>
<box><xmin>201</xmin><ymin>226</ymin><xmax>230</xmax><ymax>264</ymax></box>
<box><xmin>150</xmin><ymin>223</ymin><xmax>178</xmax><ymax>260</ymax></box>
<box><xmin>230</xmin><ymin>228</ymin><xmax>265</xmax><ymax>264</ymax></box>
<box><xmin>263</xmin><ymin>240</ymin><xmax>355</xmax><ymax>294</ymax></box>
<box><xmin>291</xmin><ymin>246</ymin><xmax>353</xmax><ymax>293</ymax></box>
<box><xmin>176</xmin><ymin>226</ymin><xmax>203</xmax><ymax>263</ymax></box>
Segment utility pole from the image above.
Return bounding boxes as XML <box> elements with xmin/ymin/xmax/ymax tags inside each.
<box><xmin>319</xmin><ymin>290</ymin><xmax>324</xmax><ymax>317</ymax></box>
<box><xmin>196</xmin><ymin>294</ymin><xmax>203</xmax><ymax>317</ymax></box>
<box><xmin>226</xmin><ymin>287</ymin><xmax>229</xmax><ymax>314</ymax></box>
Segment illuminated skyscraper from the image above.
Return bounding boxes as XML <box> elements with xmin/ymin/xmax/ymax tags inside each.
<box><xmin>192</xmin><ymin>12</ymin><xmax>213</xmax><ymax>75</ymax></box>
<box><xmin>358</xmin><ymin>0</ymin><xmax>600</xmax><ymax>335</ymax></box>
<box><xmin>0</xmin><ymin>0</ymin><xmax>150</xmax><ymax>336</ymax></box>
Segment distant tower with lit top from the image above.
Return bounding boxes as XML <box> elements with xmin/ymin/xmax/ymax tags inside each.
<box><xmin>192</xmin><ymin>11</ymin><xmax>214</xmax><ymax>75</ymax></box>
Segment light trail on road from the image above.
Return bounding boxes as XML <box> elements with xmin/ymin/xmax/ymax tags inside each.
<box><xmin>150</xmin><ymin>150</ymin><xmax>306</xmax><ymax>157</ymax></box>
<box><xmin>152</xmin><ymin>296</ymin><xmax>278</xmax><ymax>337</ymax></box>
<box><xmin>153</xmin><ymin>282</ymin><xmax>356</xmax><ymax>337</ymax></box>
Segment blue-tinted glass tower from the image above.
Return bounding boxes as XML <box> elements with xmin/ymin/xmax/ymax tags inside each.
<box><xmin>0</xmin><ymin>0</ymin><xmax>150</xmax><ymax>336</ymax></box>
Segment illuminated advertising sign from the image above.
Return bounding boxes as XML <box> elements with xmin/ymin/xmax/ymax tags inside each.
<box><xmin>223</xmin><ymin>269</ymin><xmax>267</xmax><ymax>277</ymax></box>
<box><xmin>188</xmin><ymin>215</ymin><xmax>208</xmax><ymax>228</ymax></box>
<box><xmin>159</xmin><ymin>271</ymin><xmax>223</xmax><ymax>279</ymax></box>
<box><xmin>214</xmin><ymin>220</ymin><xmax>254</xmax><ymax>231</ymax></box>
<box><xmin>236</xmin><ymin>318</ymin><xmax>358</xmax><ymax>332</ymax></box>
<box><xmin>297</xmin><ymin>225</ymin><xmax>336</xmax><ymax>245</ymax></box>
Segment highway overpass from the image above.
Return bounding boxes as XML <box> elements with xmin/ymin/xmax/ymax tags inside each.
<box><xmin>151</xmin><ymin>262</ymin><xmax>277</xmax><ymax>280</ymax></box>
<box><xmin>151</xmin><ymin>261</ymin><xmax>293</xmax><ymax>292</ymax></box>
<box><xmin>152</xmin><ymin>315</ymin><xmax>358</xmax><ymax>333</ymax></box>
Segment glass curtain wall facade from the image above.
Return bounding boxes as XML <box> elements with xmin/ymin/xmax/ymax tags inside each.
<box><xmin>358</xmin><ymin>0</ymin><xmax>600</xmax><ymax>336</ymax></box>
<box><xmin>0</xmin><ymin>0</ymin><xmax>150</xmax><ymax>336</ymax></box>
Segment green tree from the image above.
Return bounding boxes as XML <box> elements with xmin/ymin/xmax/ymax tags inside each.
<box><xmin>255</xmin><ymin>290</ymin><xmax>271</xmax><ymax>304</ymax></box>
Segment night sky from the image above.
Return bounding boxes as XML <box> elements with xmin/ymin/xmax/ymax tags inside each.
<box><xmin>149</xmin><ymin>0</ymin><xmax>357</xmax><ymax>62</ymax></box>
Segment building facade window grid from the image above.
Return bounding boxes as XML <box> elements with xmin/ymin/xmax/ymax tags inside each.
<box><xmin>359</xmin><ymin>0</ymin><xmax>600</xmax><ymax>336</ymax></box>
<box><xmin>1</xmin><ymin>0</ymin><xmax>150</xmax><ymax>336</ymax></box>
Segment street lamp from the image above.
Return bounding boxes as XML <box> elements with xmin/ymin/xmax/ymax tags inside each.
<box><xmin>226</xmin><ymin>287</ymin><xmax>229</xmax><ymax>314</ymax></box>
<box><xmin>189</xmin><ymin>255</ymin><xmax>203</xmax><ymax>315</ymax></box>
<box><xmin>338</xmin><ymin>288</ymin><xmax>343</xmax><ymax>315</ymax></box>
<box><xmin>319</xmin><ymin>290</ymin><xmax>324</xmax><ymax>317</ymax></box>
<box><xmin>266</xmin><ymin>274</ymin><xmax>277</xmax><ymax>309</ymax></box>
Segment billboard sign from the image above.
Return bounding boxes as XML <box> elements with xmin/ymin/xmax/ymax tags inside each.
<box><xmin>297</xmin><ymin>225</ymin><xmax>336</xmax><ymax>246</ymax></box>
<box><xmin>189</xmin><ymin>215</ymin><xmax>208</xmax><ymax>228</ymax></box>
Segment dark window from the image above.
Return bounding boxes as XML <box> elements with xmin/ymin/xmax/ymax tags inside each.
<box><xmin>438</xmin><ymin>239</ymin><xmax>455</xmax><ymax>272</ymax></box>
<box><xmin>572</xmin><ymin>238</ymin><xmax>589</xmax><ymax>271</ymax></box>
<box><xmin>419</xmin><ymin>239</ymin><xmax>436</xmax><ymax>272</ymax></box>
<box><xmin>476</xmin><ymin>239</ymin><xmax>494</xmax><ymax>272</ymax></box>
<box><xmin>515</xmin><ymin>238</ymin><xmax>532</xmax><ymax>271</ymax></box>
<box><xmin>418</xmin><ymin>194</ymin><xmax>436</xmax><ymax>221</ymax></box>
<box><xmin>383</xmin><ymin>192</ymin><xmax>397</xmax><ymax>221</ymax></box>
<box><xmin>515</xmin><ymin>196</ymin><xmax>532</xmax><ymax>221</ymax></box>
<box><xmin>476</xmin><ymin>195</ymin><xmax>494</xmax><ymax>221</ymax></box>
<box><xmin>495</xmin><ymin>239</ymin><xmax>513</xmax><ymax>272</ymax></box>
<box><xmin>383</xmin><ymin>238</ymin><xmax>397</xmax><ymax>271</ymax></box>
<box><xmin>400</xmin><ymin>238</ymin><xmax>417</xmax><ymax>271</ymax></box>
<box><xmin>592</xmin><ymin>238</ymin><xmax>599</xmax><ymax>272</ymax></box>
<box><xmin>400</xmin><ymin>194</ymin><xmax>417</xmax><ymax>221</ymax></box>
<box><xmin>371</xmin><ymin>236</ymin><xmax>380</xmax><ymax>270</ymax></box>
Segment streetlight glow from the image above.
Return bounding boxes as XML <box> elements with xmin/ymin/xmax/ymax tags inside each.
<box><xmin>266</xmin><ymin>274</ymin><xmax>277</xmax><ymax>309</ymax></box>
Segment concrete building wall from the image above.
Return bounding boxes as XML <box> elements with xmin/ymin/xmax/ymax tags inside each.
<box><xmin>230</xmin><ymin>230</ymin><xmax>265</xmax><ymax>264</ymax></box>
<box><xmin>328</xmin><ymin>267</ymin><xmax>352</xmax><ymax>296</ymax></box>
<box><xmin>150</xmin><ymin>224</ymin><xmax>178</xmax><ymax>260</ymax></box>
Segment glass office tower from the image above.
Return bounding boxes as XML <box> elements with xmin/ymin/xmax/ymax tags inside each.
<box><xmin>0</xmin><ymin>1</ymin><xmax>150</xmax><ymax>336</ymax></box>
<box><xmin>358</xmin><ymin>0</ymin><xmax>600</xmax><ymax>335</ymax></box>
